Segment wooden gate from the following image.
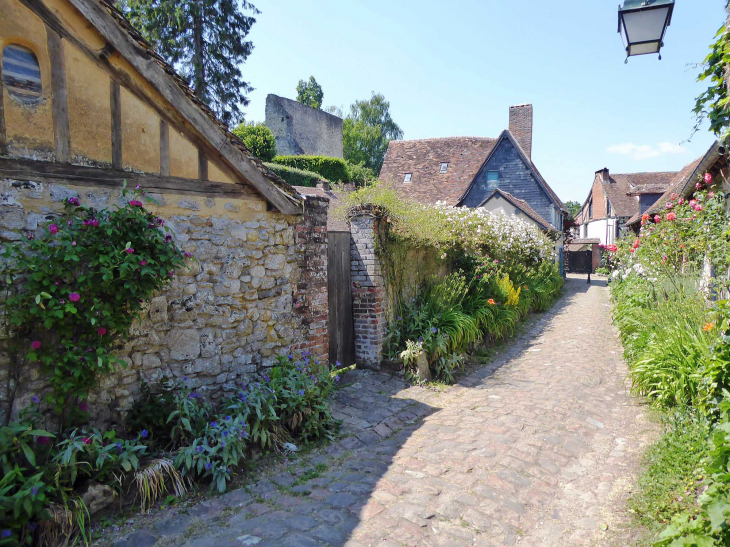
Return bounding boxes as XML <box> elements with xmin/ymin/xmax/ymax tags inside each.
<box><xmin>327</xmin><ymin>231</ymin><xmax>355</xmax><ymax>367</ymax></box>
<box><xmin>566</xmin><ymin>250</ymin><xmax>593</xmax><ymax>274</ymax></box>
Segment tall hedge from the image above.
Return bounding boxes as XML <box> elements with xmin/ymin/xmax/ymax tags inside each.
<box><xmin>264</xmin><ymin>162</ymin><xmax>324</xmax><ymax>188</ymax></box>
<box><xmin>272</xmin><ymin>155</ymin><xmax>350</xmax><ymax>182</ymax></box>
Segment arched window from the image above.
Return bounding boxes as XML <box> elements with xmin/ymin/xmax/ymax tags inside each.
<box><xmin>2</xmin><ymin>44</ymin><xmax>42</xmax><ymax>104</ymax></box>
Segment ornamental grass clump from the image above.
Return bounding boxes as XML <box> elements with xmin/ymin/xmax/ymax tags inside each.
<box><xmin>0</xmin><ymin>184</ymin><xmax>186</xmax><ymax>424</ymax></box>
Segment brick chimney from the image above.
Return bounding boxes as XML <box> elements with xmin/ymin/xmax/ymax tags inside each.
<box><xmin>508</xmin><ymin>104</ymin><xmax>533</xmax><ymax>159</ymax></box>
<box><xmin>596</xmin><ymin>168</ymin><xmax>610</xmax><ymax>183</ymax></box>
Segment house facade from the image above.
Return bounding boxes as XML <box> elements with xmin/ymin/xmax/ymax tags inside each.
<box><xmin>379</xmin><ymin>104</ymin><xmax>567</xmax><ymax>234</ymax></box>
<box><xmin>575</xmin><ymin>167</ymin><xmax>688</xmax><ymax>245</ymax></box>
<box><xmin>0</xmin><ymin>0</ymin><xmax>329</xmax><ymax>423</ymax></box>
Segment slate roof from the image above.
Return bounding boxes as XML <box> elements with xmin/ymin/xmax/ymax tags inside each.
<box><xmin>479</xmin><ymin>189</ymin><xmax>556</xmax><ymax>233</ymax></box>
<box><xmin>91</xmin><ymin>0</ymin><xmax>301</xmax><ymax>209</ymax></box>
<box><xmin>379</xmin><ymin>137</ymin><xmax>498</xmax><ymax>205</ymax></box>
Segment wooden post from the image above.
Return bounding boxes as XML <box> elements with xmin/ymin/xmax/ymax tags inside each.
<box><xmin>159</xmin><ymin>119</ymin><xmax>170</xmax><ymax>176</ymax></box>
<box><xmin>46</xmin><ymin>27</ymin><xmax>71</xmax><ymax>163</ymax></box>
<box><xmin>0</xmin><ymin>56</ymin><xmax>6</xmax><ymax>155</ymax></box>
<box><xmin>198</xmin><ymin>148</ymin><xmax>208</xmax><ymax>181</ymax></box>
<box><xmin>110</xmin><ymin>80</ymin><xmax>122</xmax><ymax>169</ymax></box>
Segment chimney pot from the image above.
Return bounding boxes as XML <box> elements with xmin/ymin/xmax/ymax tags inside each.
<box><xmin>597</xmin><ymin>168</ymin><xmax>610</xmax><ymax>183</ymax></box>
<box><xmin>508</xmin><ymin>104</ymin><xmax>533</xmax><ymax>159</ymax></box>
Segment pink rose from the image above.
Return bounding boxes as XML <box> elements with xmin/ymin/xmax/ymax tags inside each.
<box><xmin>140</xmin><ymin>260</ymin><xmax>148</xmax><ymax>266</ymax></box>
<box><xmin>82</xmin><ymin>437</ymin><xmax>92</xmax><ymax>445</ymax></box>
<box><xmin>704</xmin><ymin>172</ymin><xmax>713</xmax><ymax>184</ymax></box>
<box><xmin>125</xmin><ymin>248</ymin><xmax>134</xmax><ymax>254</ymax></box>
<box><xmin>31</xmin><ymin>340</ymin><xmax>41</xmax><ymax>350</ymax></box>
<box><xmin>696</xmin><ymin>182</ymin><xmax>703</xmax><ymax>190</ymax></box>
<box><xmin>97</xmin><ymin>327</ymin><xmax>107</xmax><ymax>336</ymax></box>
<box><xmin>69</xmin><ymin>293</ymin><xmax>80</xmax><ymax>302</ymax></box>
<box><xmin>667</xmin><ymin>212</ymin><xmax>676</xmax><ymax>221</ymax></box>
<box><xmin>49</xmin><ymin>224</ymin><xmax>59</xmax><ymax>235</ymax></box>
<box><xmin>654</xmin><ymin>215</ymin><xmax>661</xmax><ymax>224</ymax></box>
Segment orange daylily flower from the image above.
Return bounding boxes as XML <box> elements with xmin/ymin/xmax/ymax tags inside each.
<box><xmin>703</xmin><ymin>322</ymin><xmax>716</xmax><ymax>332</ymax></box>
<box><xmin>488</xmin><ymin>299</ymin><xmax>496</xmax><ymax>305</ymax></box>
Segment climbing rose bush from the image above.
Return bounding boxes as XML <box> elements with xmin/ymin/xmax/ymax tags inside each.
<box><xmin>1</xmin><ymin>185</ymin><xmax>186</xmax><ymax>421</ymax></box>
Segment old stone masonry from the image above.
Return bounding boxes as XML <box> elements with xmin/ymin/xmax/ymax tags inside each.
<box><xmin>104</xmin><ymin>277</ymin><xmax>653</xmax><ymax>547</ymax></box>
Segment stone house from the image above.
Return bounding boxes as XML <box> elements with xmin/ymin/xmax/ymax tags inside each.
<box><xmin>0</xmin><ymin>0</ymin><xmax>329</xmax><ymax>423</ymax></box>
<box><xmin>575</xmin><ymin>161</ymin><xmax>699</xmax><ymax>245</ymax></box>
<box><xmin>378</xmin><ymin>104</ymin><xmax>568</xmax><ymax>234</ymax></box>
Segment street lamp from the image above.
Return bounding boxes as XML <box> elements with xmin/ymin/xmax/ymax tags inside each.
<box><xmin>618</xmin><ymin>0</ymin><xmax>674</xmax><ymax>62</ymax></box>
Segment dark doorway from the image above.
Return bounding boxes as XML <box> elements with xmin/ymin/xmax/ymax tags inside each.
<box><xmin>566</xmin><ymin>250</ymin><xmax>593</xmax><ymax>274</ymax></box>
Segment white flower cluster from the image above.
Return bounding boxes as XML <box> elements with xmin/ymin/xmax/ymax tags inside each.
<box><xmin>432</xmin><ymin>202</ymin><xmax>554</xmax><ymax>264</ymax></box>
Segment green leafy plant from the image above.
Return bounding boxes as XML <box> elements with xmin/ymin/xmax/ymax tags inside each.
<box><xmin>271</xmin><ymin>155</ymin><xmax>350</xmax><ymax>182</ymax></box>
<box><xmin>231</xmin><ymin>122</ymin><xmax>277</xmax><ymax>161</ymax></box>
<box><xmin>0</xmin><ymin>185</ymin><xmax>185</xmax><ymax>422</ymax></box>
<box><xmin>263</xmin><ymin>162</ymin><xmax>325</xmax><ymax>188</ymax></box>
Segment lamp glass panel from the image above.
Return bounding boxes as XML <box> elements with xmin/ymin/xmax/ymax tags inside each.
<box><xmin>622</xmin><ymin>7</ymin><xmax>670</xmax><ymax>44</ymax></box>
<box><xmin>629</xmin><ymin>41</ymin><xmax>661</xmax><ymax>55</ymax></box>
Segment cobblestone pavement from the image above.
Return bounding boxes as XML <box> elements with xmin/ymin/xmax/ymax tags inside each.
<box><xmin>105</xmin><ymin>276</ymin><xmax>655</xmax><ymax>546</ymax></box>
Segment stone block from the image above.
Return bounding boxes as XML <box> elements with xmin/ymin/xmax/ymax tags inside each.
<box><xmin>168</xmin><ymin>329</ymin><xmax>201</xmax><ymax>361</ymax></box>
<box><xmin>149</xmin><ymin>296</ymin><xmax>168</xmax><ymax>323</ymax></box>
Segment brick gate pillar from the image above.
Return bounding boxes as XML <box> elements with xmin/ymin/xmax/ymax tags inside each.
<box><xmin>348</xmin><ymin>208</ymin><xmax>386</xmax><ymax>370</ymax></box>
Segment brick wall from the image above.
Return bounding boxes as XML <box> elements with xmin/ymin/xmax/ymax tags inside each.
<box><xmin>349</xmin><ymin>210</ymin><xmax>386</xmax><ymax>370</ymax></box>
<box><xmin>508</xmin><ymin>104</ymin><xmax>533</xmax><ymax>159</ymax></box>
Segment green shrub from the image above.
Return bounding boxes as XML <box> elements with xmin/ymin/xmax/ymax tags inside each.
<box><xmin>231</xmin><ymin>122</ymin><xmax>277</xmax><ymax>162</ymax></box>
<box><xmin>0</xmin><ymin>185</ymin><xmax>185</xmax><ymax>422</ymax></box>
<box><xmin>272</xmin><ymin>155</ymin><xmax>350</xmax><ymax>182</ymax></box>
<box><xmin>345</xmin><ymin>161</ymin><xmax>377</xmax><ymax>187</ymax></box>
<box><xmin>264</xmin><ymin>162</ymin><xmax>324</xmax><ymax>188</ymax></box>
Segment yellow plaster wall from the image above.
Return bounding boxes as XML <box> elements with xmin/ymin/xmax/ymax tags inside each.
<box><xmin>169</xmin><ymin>129</ymin><xmax>198</xmax><ymax>179</ymax></box>
<box><xmin>209</xmin><ymin>162</ymin><xmax>234</xmax><ymax>184</ymax></box>
<box><xmin>0</xmin><ymin>0</ymin><xmax>55</xmax><ymax>155</ymax></box>
<box><xmin>64</xmin><ymin>41</ymin><xmax>112</xmax><ymax>163</ymax></box>
<box><xmin>120</xmin><ymin>87</ymin><xmax>160</xmax><ymax>173</ymax></box>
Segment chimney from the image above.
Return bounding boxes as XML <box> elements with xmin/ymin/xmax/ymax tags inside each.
<box><xmin>596</xmin><ymin>168</ymin><xmax>610</xmax><ymax>183</ymax></box>
<box><xmin>508</xmin><ymin>104</ymin><xmax>533</xmax><ymax>159</ymax></box>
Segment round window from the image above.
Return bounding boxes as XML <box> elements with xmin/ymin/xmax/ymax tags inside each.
<box><xmin>2</xmin><ymin>44</ymin><xmax>42</xmax><ymax>104</ymax></box>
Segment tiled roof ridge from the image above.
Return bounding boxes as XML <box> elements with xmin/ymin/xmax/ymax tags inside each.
<box><xmin>389</xmin><ymin>136</ymin><xmax>497</xmax><ymax>144</ymax></box>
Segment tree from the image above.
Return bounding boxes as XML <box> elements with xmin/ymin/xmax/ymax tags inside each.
<box><xmin>343</xmin><ymin>92</ymin><xmax>403</xmax><ymax>174</ymax></box>
<box><xmin>296</xmin><ymin>76</ymin><xmax>323</xmax><ymax>110</ymax></box>
<box><xmin>122</xmin><ymin>0</ymin><xmax>259</xmax><ymax>126</ymax></box>
<box><xmin>231</xmin><ymin>122</ymin><xmax>277</xmax><ymax>161</ymax></box>
<box><xmin>565</xmin><ymin>200</ymin><xmax>582</xmax><ymax>219</ymax></box>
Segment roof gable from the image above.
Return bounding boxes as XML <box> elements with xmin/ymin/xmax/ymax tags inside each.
<box><xmin>31</xmin><ymin>0</ymin><xmax>301</xmax><ymax>214</ymax></box>
<box><xmin>480</xmin><ymin>189</ymin><xmax>556</xmax><ymax>232</ymax></box>
<box><xmin>378</xmin><ymin>136</ymin><xmax>497</xmax><ymax>205</ymax></box>
<box><xmin>457</xmin><ymin>131</ymin><xmax>566</xmax><ymax>211</ymax></box>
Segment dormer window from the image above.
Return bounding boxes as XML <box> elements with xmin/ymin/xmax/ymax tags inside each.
<box><xmin>439</xmin><ymin>163</ymin><xmax>448</xmax><ymax>173</ymax></box>
<box><xmin>403</xmin><ymin>173</ymin><xmax>412</xmax><ymax>183</ymax></box>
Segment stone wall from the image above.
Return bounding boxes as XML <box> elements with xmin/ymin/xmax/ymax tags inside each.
<box><xmin>0</xmin><ymin>179</ymin><xmax>328</xmax><ymax>425</ymax></box>
<box><xmin>265</xmin><ymin>94</ymin><xmax>344</xmax><ymax>158</ymax></box>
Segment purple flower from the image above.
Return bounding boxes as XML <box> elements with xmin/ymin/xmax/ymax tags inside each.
<box><xmin>69</xmin><ymin>293</ymin><xmax>80</xmax><ymax>302</ymax></box>
<box><xmin>196</xmin><ymin>446</ymin><xmax>204</xmax><ymax>453</ymax></box>
<box><xmin>335</xmin><ymin>375</ymin><xmax>340</xmax><ymax>382</ymax></box>
<box><xmin>36</xmin><ymin>436</ymin><xmax>50</xmax><ymax>445</ymax></box>
<box><xmin>1</xmin><ymin>530</ymin><xmax>11</xmax><ymax>538</ymax></box>
<box><xmin>298</xmin><ymin>390</ymin><xmax>305</xmax><ymax>396</ymax></box>
<box><xmin>184</xmin><ymin>251</ymin><xmax>192</xmax><ymax>258</ymax></box>
<box><xmin>210</xmin><ymin>422</ymin><xmax>218</xmax><ymax>428</ymax></box>
<box><xmin>189</xmin><ymin>392</ymin><xmax>200</xmax><ymax>399</ymax></box>
<box><xmin>49</xmin><ymin>224</ymin><xmax>59</xmax><ymax>235</ymax></box>
<box><xmin>225</xmin><ymin>415</ymin><xmax>231</xmax><ymax>421</ymax></box>
<box><xmin>205</xmin><ymin>463</ymin><xmax>212</xmax><ymax>470</ymax></box>
<box><xmin>223</xmin><ymin>431</ymin><xmax>229</xmax><ymax>437</ymax></box>
<box><xmin>78</xmin><ymin>402</ymin><xmax>88</xmax><ymax>412</ymax></box>
<box><xmin>31</xmin><ymin>340</ymin><xmax>41</xmax><ymax>350</ymax></box>
<box><xmin>32</xmin><ymin>396</ymin><xmax>40</xmax><ymax>403</ymax></box>
<box><xmin>68</xmin><ymin>197</ymin><xmax>80</xmax><ymax>206</ymax></box>
<box><xmin>135</xmin><ymin>185</ymin><xmax>141</xmax><ymax>190</ymax></box>
<box><xmin>129</xmin><ymin>200</ymin><xmax>143</xmax><ymax>207</ymax></box>
<box><xmin>140</xmin><ymin>429</ymin><xmax>148</xmax><ymax>438</ymax></box>
<box><xmin>71</xmin><ymin>241</ymin><xmax>76</xmax><ymax>247</ymax></box>
<box><xmin>116</xmin><ymin>442</ymin><xmax>123</xmax><ymax>453</ymax></box>
<box><xmin>31</xmin><ymin>487</ymin><xmax>38</xmax><ymax>496</ymax></box>
<box><xmin>125</xmin><ymin>247</ymin><xmax>134</xmax><ymax>254</ymax></box>
<box><xmin>431</xmin><ymin>327</ymin><xmax>437</xmax><ymax>334</ymax></box>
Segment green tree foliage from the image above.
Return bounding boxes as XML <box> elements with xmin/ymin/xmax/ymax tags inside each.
<box><xmin>296</xmin><ymin>76</ymin><xmax>323</xmax><ymax>110</ymax></box>
<box><xmin>564</xmin><ymin>200</ymin><xmax>582</xmax><ymax>219</ymax></box>
<box><xmin>121</xmin><ymin>0</ymin><xmax>259</xmax><ymax>126</ymax></box>
<box><xmin>232</xmin><ymin>122</ymin><xmax>276</xmax><ymax>161</ymax></box>
<box><xmin>342</xmin><ymin>93</ymin><xmax>403</xmax><ymax>174</ymax></box>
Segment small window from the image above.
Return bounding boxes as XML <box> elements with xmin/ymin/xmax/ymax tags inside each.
<box><xmin>487</xmin><ymin>171</ymin><xmax>499</xmax><ymax>189</ymax></box>
<box><xmin>403</xmin><ymin>173</ymin><xmax>412</xmax><ymax>183</ymax></box>
<box><xmin>607</xmin><ymin>200</ymin><xmax>612</xmax><ymax>217</ymax></box>
<box><xmin>2</xmin><ymin>44</ymin><xmax>42</xmax><ymax>104</ymax></box>
<box><xmin>588</xmin><ymin>199</ymin><xmax>593</xmax><ymax>219</ymax></box>
<box><xmin>439</xmin><ymin>162</ymin><xmax>448</xmax><ymax>173</ymax></box>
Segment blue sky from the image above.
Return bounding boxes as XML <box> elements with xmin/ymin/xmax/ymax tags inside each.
<box><xmin>241</xmin><ymin>0</ymin><xmax>725</xmax><ymax>203</ymax></box>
